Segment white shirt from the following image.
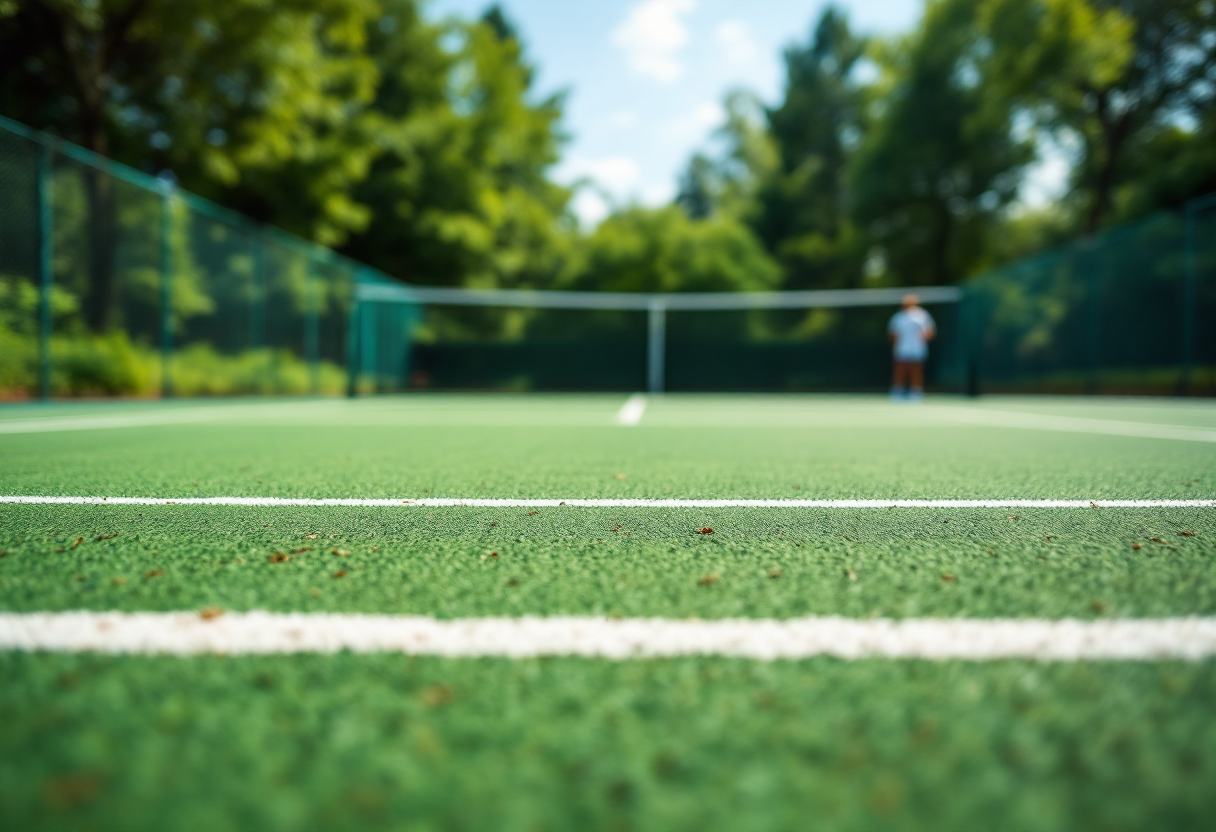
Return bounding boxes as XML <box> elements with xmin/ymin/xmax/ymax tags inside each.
<box><xmin>888</xmin><ymin>307</ymin><xmax>935</xmax><ymax>361</ymax></box>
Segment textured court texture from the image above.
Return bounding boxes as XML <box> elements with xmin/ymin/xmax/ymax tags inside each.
<box><xmin>2</xmin><ymin>394</ymin><xmax>1216</xmax><ymax>831</ymax></box>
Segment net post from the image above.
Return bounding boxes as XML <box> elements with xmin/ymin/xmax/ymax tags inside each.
<box><xmin>647</xmin><ymin>300</ymin><xmax>666</xmax><ymax>394</ymax></box>
<box><xmin>963</xmin><ymin>287</ymin><xmax>982</xmax><ymax>398</ymax></box>
<box><xmin>37</xmin><ymin>142</ymin><xmax>53</xmax><ymax>402</ymax></box>
<box><xmin>159</xmin><ymin>181</ymin><xmax>174</xmax><ymax>399</ymax></box>
<box><xmin>1182</xmin><ymin>202</ymin><xmax>1197</xmax><ymax>395</ymax></box>
<box><xmin>305</xmin><ymin>257</ymin><xmax>319</xmax><ymax>395</ymax></box>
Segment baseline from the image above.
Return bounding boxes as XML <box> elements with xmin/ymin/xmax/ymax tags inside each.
<box><xmin>933</xmin><ymin>408</ymin><xmax>1216</xmax><ymax>443</ymax></box>
<box><xmin>2</xmin><ymin>612</ymin><xmax>1214</xmax><ymax>660</ymax></box>
<box><xmin>1</xmin><ymin>496</ymin><xmax>1214</xmax><ymax>508</ymax></box>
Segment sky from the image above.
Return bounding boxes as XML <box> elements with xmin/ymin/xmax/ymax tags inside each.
<box><xmin>427</xmin><ymin>0</ymin><xmax>1065</xmax><ymax>225</ymax></box>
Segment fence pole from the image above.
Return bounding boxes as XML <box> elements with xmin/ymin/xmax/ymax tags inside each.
<box><xmin>346</xmin><ymin>285</ymin><xmax>360</xmax><ymax>398</ymax></box>
<box><xmin>647</xmin><ymin>300</ymin><xmax>666</xmax><ymax>394</ymax></box>
<box><xmin>160</xmin><ymin>182</ymin><xmax>174</xmax><ymax>398</ymax></box>
<box><xmin>250</xmin><ymin>235</ymin><xmax>265</xmax><ymax>350</ymax></box>
<box><xmin>37</xmin><ymin>143</ymin><xmax>53</xmax><ymax>401</ymax></box>
<box><xmin>305</xmin><ymin>258</ymin><xmax>319</xmax><ymax>395</ymax></box>
<box><xmin>1182</xmin><ymin>204</ymin><xmax>1197</xmax><ymax>395</ymax></box>
<box><xmin>1084</xmin><ymin>245</ymin><xmax>1101</xmax><ymax>395</ymax></box>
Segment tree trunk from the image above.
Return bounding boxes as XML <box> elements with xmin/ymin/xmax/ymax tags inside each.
<box><xmin>932</xmin><ymin>198</ymin><xmax>953</xmax><ymax>285</ymax></box>
<box><xmin>83</xmin><ymin>166</ymin><xmax>117</xmax><ymax>333</ymax></box>
<box><xmin>78</xmin><ymin>105</ymin><xmax>118</xmax><ymax>333</ymax></box>
<box><xmin>1084</xmin><ymin>106</ymin><xmax>1130</xmax><ymax>235</ymax></box>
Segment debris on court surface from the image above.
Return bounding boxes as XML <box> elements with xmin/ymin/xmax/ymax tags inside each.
<box><xmin>420</xmin><ymin>684</ymin><xmax>454</xmax><ymax>708</ymax></box>
<box><xmin>268</xmin><ymin>553</ymin><xmax>290</xmax><ymax>563</ymax></box>
<box><xmin>1180</xmin><ymin>531</ymin><xmax>1197</xmax><ymax>537</ymax></box>
<box><xmin>69</xmin><ymin>537</ymin><xmax>83</xmax><ymax>550</ymax></box>
<box><xmin>199</xmin><ymin>608</ymin><xmax>223</xmax><ymax>620</ymax></box>
<box><xmin>3</xmin><ymin>396</ymin><xmax>1216</xmax><ymax>830</ymax></box>
<box><xmin>698</xmin><ymin>527</ymin><xmax>713</xmax><ymax>534</ymax></box>
<box><xmin>332</xmin><ymin>548</ymin><xmax>350</xmax><ymax>557</ymax></box>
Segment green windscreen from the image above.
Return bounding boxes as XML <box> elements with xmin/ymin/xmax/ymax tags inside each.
<box><xmin>357</xmin><ymin>301</ymin><xmax>963</xmax><ymax>393</ymax></box>
<box><xmin>0</xmin><ymin>127</ymin><xmax>41</xmax><ymax>397</ymax></box>
<box><xmin>1</xmin><ymin>115</ymin><xmax>1212</xmax><ymax>400</ymax></box>
<box><xmin>965</xmin><ymin>203</ymin><xmax>1216</xmax><ymax>396</ymax></box>
<box><xmin>0</xmin><ymin>118</ymin><xmax>359</xmax><ymax>400</ymax></box>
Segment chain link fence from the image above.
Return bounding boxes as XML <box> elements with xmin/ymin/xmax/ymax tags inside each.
<box><xmin>0</xmin><ymin>116</ymin><xmax>418</xmax><ymax>400</ymax></box>
<box><xmin>2</xmin><ymin>115</ymin><xmax>1213</xmax><ymax>398</ymax></box>
<box><xmin>962</xmin><ymin>195</ymin><xmax>1216</xmax><ymax>396</ymax></box>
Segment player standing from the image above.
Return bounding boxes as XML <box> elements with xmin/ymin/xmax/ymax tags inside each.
<box><xmin>888</xmin><ymin>294</ymin><xmax>935</xmax><ymax>401</ymax></box>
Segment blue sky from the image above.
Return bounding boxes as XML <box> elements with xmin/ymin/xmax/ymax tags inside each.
<box><xmin>427</xmin><ymin>0</ymin><xmax>1064</xmax><ymax>224</ymax></box>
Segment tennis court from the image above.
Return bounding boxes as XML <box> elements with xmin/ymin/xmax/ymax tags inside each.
<box><xmin>2</xmin><ymin>393</ymin><xmax>1215</xmax><ymax>830</ymax></box>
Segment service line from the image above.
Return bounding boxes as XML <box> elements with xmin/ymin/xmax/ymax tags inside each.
<box><xmin>616</xmin><ymin>393</ymin><xmax>648</xmax><ymax>426</ymax></box>
<box><xmin>0</xmin><ymin>495</ymin><xmax>1214</xmax><ymax>508</ymax></box>
<box><xmin>2</xmin><ymin>612</ymin><xmax>1215</xmax><ymax>660</ymax></box>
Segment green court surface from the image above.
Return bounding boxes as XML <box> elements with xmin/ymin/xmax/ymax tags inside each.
<box><xmin>2</xmin><ymin>394</ymin><xmax>1216</xmax><ymax>831</ymax></box>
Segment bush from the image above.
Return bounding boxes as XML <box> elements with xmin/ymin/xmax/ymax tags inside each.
<box><xmin>0</xmin><ymin>325</ymin><xmax>345</xmax><ymax>399</ymax></box>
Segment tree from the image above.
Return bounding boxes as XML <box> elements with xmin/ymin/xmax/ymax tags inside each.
<box><xmin>676</xmin><ymin>154</ymin><xmax>717</xmax><ymax>220</ymax></box>
<box><xmin>565</xmin><ymin>206</ymin><xmax>780</xmax><ymax>295</ymax></box>
<box><xmin>0</xmin><ymin>0</ymin><xmax>385</xmax><ymax>329</ymax></box>
<box><xmin>751</xmin><ymin>7</ymin><xmax>869</xmax><ymax>290</ymax></box>
<box><xmin>851</xmin><ymin>0</ymin><xmax>1031</xmax><ymax>285</ymax></box>
<box><xmin>341</xmin><ymin>3</ymin><xmax>572</xmax><ymax>299</ymax></box>
<box><xmin>982</xmin><ymin>0</ymin><xmax>1216</xmax><ymax>232</ymax></box>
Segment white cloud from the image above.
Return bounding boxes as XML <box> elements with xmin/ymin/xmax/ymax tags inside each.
<box><xmin>570</xmin><ymin>190</ymin><xmax>611</xmax><ymax>228</ymax></box>
<box><xmin>560</xmin><ymin>155</ymin><xmax>641</xmax><ymax>195</ymax></box>
<box><xmin>639</xmin><ymin>181</ymin><xmax>677</xmax><ymax>206</ymax></box>
<box><xmin>692</xmin><ymin>101</ymin><xmax>724</xmax><ymax>127</ymax></box>
<box><xmin>608</xmin><ymin>110</ymin><xmax>639</xmax><ymax>129</ymax></box>
<box><xmin>714</xmin><ymin>20</ymin><xmax>756</xmax><ymax>65</ymax></box>
<box><xmin>611</xmin><ymin>0</ymin><xmax>698</xmax><ymax>83</ymax></box>
<box><xmin>656</xmin><ymin>100</ymin><xmax>725</xmax><ymax>145</ymax></box>
<box><xmin>1019</xmin><ymin>131</ymin><xmax>1078</xmax><ymax>209</ymax></box>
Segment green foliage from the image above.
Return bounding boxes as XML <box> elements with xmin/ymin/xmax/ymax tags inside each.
<box><xmin>673</xmin><ymin>0</ymin><xmax>1213</xmax><ymax>292</ymax></box>
<box><xmin>851</xmin><ymin>0</ymin><xmax>1032</xmax><ymax>286</ymax></box>
<box><xmin>170</xmin><ymin>345</ymin><xmax>346</xmax><ymax>397</ymax></box>
<box><xmin>343</xmin><ymin>3</ymin><xmax>572</xmax><ymax>301</ymax></box>
<box><xmin>0</xmin><ymin>316</ymin><xmax>345</xmax><ymax>399</ymax></box>
<box><xmin>980</xmin><ymin>0</ymin><xmax>1216</xmax><ymax>231</ymax></box>
<box><xmin>756</xmin><ymin>6</ymin><xmax>867</xmax><ymax>290</ymax></box>
<box><xmin>565</xmin><ymin>206</ymin><xmax>781</xmax><ymax>295</ymax></box>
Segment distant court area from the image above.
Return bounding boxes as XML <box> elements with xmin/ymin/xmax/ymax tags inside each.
<box><xmin>2</xmin><ymin>393</ymin><xmax>1216</xmax><ymax>831</ymax></box>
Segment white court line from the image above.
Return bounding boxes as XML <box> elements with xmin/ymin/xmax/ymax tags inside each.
<box><xmin>1</xmin><ymin>495</ymin><xmax>1213</xmax><ymax>508</ymax></box>
<box><xmin>616</xmin><ymin>393</ymin><xmax>648</xmax><ymax>426</ymax></box>
<box><xmin>934</xmin><ymin>408</ymin><xmax>1216</xmax><ymax>443</ymax></box>
<box><xmin>2</xmin><ymin>612</ymin><xmax>1214</xmax><ymax>660</ymax></box>
<box><xmin>0</xmin><ymin>405</ymin><xmax>289</xmax><ymax>434</ymax></box>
